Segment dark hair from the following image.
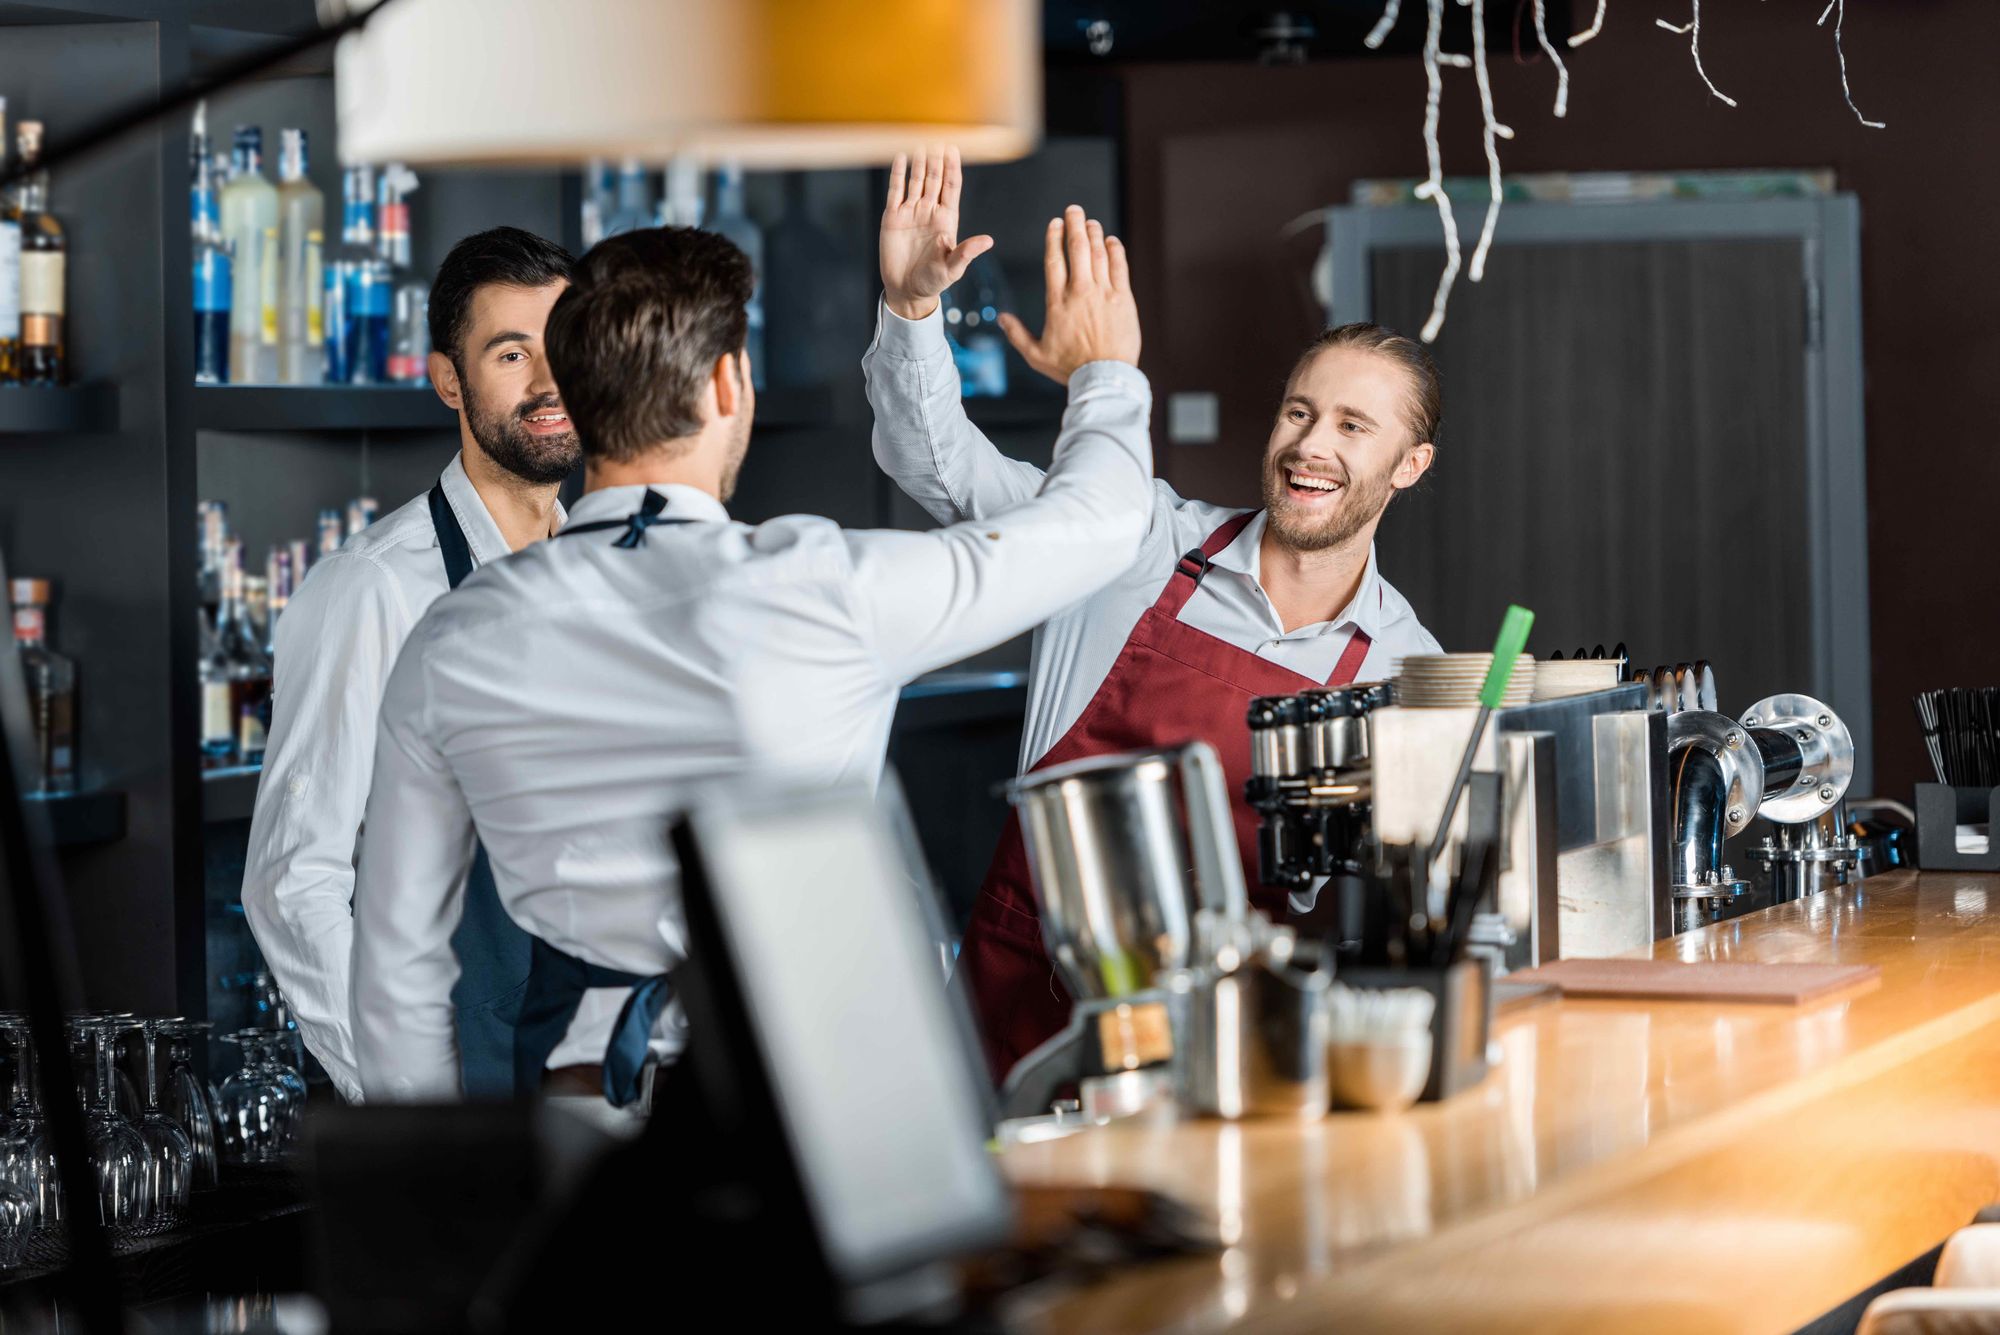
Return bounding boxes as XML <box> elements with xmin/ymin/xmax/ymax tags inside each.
<box><xmin>427</xmin><ymin>226</ymin><xmax>575</xmax><ymax>369</ymax></box>
<box><xmin>1289</xmin><ymin>322</ymin><xmax>1443</xmax><ymax>446</ymax></box>
<box><xmin>543</xmin><ymin>227</ymin><xmax>752</xmax><ymax>463</ymax></box>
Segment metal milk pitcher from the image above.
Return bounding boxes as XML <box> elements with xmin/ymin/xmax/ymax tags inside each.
<box><xmin>1003</xmin><ymin>741</ymin><xmax>1249</xmax><ymax>1001</ymax></box>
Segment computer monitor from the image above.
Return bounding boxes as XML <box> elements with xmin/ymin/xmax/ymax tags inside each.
<box><xmin>671</xmin><ymin>776</ymin><xmax>1013</xmax><ymax>1316</ymax></box>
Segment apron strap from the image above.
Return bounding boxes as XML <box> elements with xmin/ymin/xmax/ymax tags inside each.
<box><xmin>1157</xmin><ymin>509</ymin><xmax>1259</xmax><ymax>619</ymax></box>
<box><xmin>427</xmin><ymin>480</ymin><xmax>477</xmax><ymax>590</ymax></box>
<box><xmin>513</xmin><ymin>935</ymin><xmax>673</xmax><ymax>1107</ymax></box>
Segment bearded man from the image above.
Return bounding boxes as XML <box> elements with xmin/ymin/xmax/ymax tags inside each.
<box><xmin>861</xmin><ymin>148</ymin><xmax>1444</xmax><ymax>1080</ymax></box>
<box><xmin>243</xmin><ymin>227</ymin><xmax>581</xmax><ymax>1101</ymax></box>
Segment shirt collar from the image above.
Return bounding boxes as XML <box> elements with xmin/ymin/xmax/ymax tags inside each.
<box><xmin>1210</xmin><ymin>509</ymin><xmax>1387</xmax><ymax>638</ymax></box>
<box><xmin>439</xmin><ymin>452</ymin><xmax>570</xmax><ymax>568</ymax></box>
<box><xmin>562</xmin><ymin>483</ymin><xmax>730</xmax><ymax>530</ymax></box>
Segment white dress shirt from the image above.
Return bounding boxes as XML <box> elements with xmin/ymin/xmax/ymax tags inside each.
<box><xmin>240</xmin><ymin>453</ymin><xmax>561</xmax><ymax>1102</ymax></box>
<box><xmin>863</xmin><ymin>301</ymin><xmax>1442</xmax><ymax>770</ymax></box>
<box><xmin>350</xmin><ymin>358</ymin><xmax>1155</xmax><ymax>1102</ymax></box>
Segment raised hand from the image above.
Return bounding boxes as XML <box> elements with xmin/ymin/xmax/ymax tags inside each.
<box><xmin>996</xmin><ymin>206</ymin><xmax>1141</xmax><ymax>386</ymax></box>
<box><xmin>880</xmin><ymin>146</ymin><xmax>995</xmax><ymax>321</ymax></box>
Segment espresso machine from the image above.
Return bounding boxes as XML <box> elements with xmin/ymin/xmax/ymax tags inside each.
<box><xmin>1250</xmin><ymin>673</ymin><xmax>1672</xmax><ymax>968</ymax></box>
<box><xmin>1661</xmin><ymin>690</ymin><xmax>1861</xmax><ymax>928</ymax></box>
<box><xmin>995</xmin><ymin>741</ymin><xmax>1248</xmax><ymax>1121</ymax></box>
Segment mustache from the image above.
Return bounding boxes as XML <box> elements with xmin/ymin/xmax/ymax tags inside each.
<box><xmin>1272</xmin><ymin>456</ymin><xmax>1350</xmax><ymax>487</ymax></box>
<box><xmin>515</xmin><ymin>394</ymin><xmax>566</xmax><ymax>420</ymax></box>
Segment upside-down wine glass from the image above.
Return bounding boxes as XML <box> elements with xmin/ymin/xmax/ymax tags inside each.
<box><xmin>160</xmin><ymin>1020</ymin><xmax>219</xmax><ymax>1191</ymax></box>
<box><xmin>71</xmin><ymin>1016</ymin><xmax>148</xmax><ymax>1234</ymax></box>
<box><xmin>125</xmin><ymin>1019</ymin><xmax>193</xmax><ymax>1232</ymax></box>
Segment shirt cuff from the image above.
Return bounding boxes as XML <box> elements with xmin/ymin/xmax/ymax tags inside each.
<box><xmin>1067</xmin><ymin>358</ymin><xmax>1151</xmax><ymax>403</ymax></box>
<box><xmin>873</xmin><ymin>295</ymin><xmax>950</xmax><ymax>360</ymax></box>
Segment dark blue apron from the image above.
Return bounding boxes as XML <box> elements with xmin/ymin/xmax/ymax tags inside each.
<box><xmin>508</xmin><ymin>488</ymin><xmax>691</xmax><ymax>1107</ymax></box>
<box><xmin>427</xmin><ymin>482</ymin><xmax>534</xmax><ymax>1100</ymax></box>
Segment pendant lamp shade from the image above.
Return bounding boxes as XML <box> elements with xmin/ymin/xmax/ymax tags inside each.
<box><xmin>334</xmin><ymin>0</ymin><xmax>1041</xmax><ymax>169</ymax></box>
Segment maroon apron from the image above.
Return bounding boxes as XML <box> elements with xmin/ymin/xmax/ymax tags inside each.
<box><xmin>959</xmin><ymin>511</ymin><xmax>1374</xmax><ymax>1083</ymax></box>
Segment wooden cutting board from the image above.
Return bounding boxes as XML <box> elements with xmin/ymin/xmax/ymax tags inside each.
<box><xmin>1509</xmin><ymin>958</ymin><xmax>1882</xmax><ymax>1005</ymax></box>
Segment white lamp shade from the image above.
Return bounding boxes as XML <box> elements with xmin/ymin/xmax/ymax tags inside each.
<box><xmin>334</xmin><ymin>0</ymin><xmax>1041</xmax><ymax>168</ymax></box>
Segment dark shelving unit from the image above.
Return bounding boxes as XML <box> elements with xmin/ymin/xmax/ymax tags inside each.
<box><xmin>0</xmin><ymin>383</ymin><xmax>119</xmax><ymax>434</ymax></box>
<box><xmin>195</xmin><ymin>385</ymin><xmax>451</xmax><ymax>433</ymax></box>
<box><xmin>24</xmin><ymin>787</ymin><xmax>128</xmax><ymax>847</ymax></box>
<box><xmin>201</xmin><ymin>764</ymin><xmax>260</xmax><ymax>824</ymax></box>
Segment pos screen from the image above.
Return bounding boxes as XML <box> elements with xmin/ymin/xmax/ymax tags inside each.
<box><xmin>676</xmin><ymin>782</ymin><xmax>1012</xmax><ymax>1288</ymax></box>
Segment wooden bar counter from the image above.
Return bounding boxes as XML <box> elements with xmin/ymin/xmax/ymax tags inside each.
<box><xmin>1000</xmin><ymin>870</ymin><xmax>2000</xmax><ymax>1333</ymax></box>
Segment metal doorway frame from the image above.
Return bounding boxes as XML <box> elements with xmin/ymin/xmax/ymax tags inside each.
<box><xmin>1327</xmin><ymin>196</ymin><xmax>1872</xmax><ymax>793</ymax></box>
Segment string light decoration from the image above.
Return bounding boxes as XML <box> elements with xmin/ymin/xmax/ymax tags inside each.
<box><xmin>1820</xmin><ymin>0</ymin><xmax>1886</xmax><ymax>128</ymax></box>
<box><xmin>1358</xmin><ymin>0</ymin><xmax>1888</xmax><ymax>340</ymax></box>
<box><xmin>1568</xmin><ymin>0</ymin><xmax>1608</xmax><ymax>47</ymax></box>
<box><xmin>1657</xmin><ymin>3</ymin><xmax>1737</xmax><ymax>107</ymax></box>
<box><xmin>1533</xmin><ymin>0</ymin><xmax>1571</xmax><ymax>117</ymax></box>
<box><xmin>1411</xmin><ymin>0</ymin><xmax>1462</xmax><ymax>342</ymax></box>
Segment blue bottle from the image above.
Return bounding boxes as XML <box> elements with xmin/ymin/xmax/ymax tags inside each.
<box><xmin>190</xmin><ymin>103</ymin><xmax>231</xmax><ymax>384</ymax></box>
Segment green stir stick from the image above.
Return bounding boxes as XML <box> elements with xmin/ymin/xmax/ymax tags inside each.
<box><xmin>1427</xmin><ymin>604</ymin><xmax>1536</xmax><ymax>859</ymax></box>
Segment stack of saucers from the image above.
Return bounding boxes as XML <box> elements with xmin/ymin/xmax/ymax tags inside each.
<box><xmin>1532</xmin><ymin>658</ymin><xmax>1627</xmax><ymax>701</ymax></box>
<box><xmin>1393</xmin><ymin>653</ymin><xmax>1536</xmax><ymax>708</ymax></box>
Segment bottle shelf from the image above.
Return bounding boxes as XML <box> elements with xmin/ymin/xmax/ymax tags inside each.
<box><xmin>193</xmin><ymin>384</ymin><xmax>846</xmax><ymax>435</ymax></box>
<box><xmin>202</xmin><ymin>764</ymin><xmax>261</xmax><ymax>824</ymax></box>
<box><xmin>195</xmin><ymin>386</ymin><xmax>453</xmax><ymax>433</ymax></box>
<box><xmin>24</xmin><ymin>788</ymin><xmax>127</xmax><ymax>848</ymax></box>
<box><xmin>0</xmin><ymin>383</ymin><xmax>119</xmax><ymax>435</ymax></box>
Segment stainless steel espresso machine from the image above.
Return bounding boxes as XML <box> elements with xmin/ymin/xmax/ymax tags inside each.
<box><xmin>1661</xmin><ymin>690</ymin><xmax>1862</xmax><ymax>929</ymax></box>
<box><xmin>1249</xmin><ymin>675</ymin><xmax>1672</xmax><ymax>967</ymax></box>
<box><xmin>1245</xmin><ymin>663</ymin><xmax>1870</xmax><ymax>963</ymax></box>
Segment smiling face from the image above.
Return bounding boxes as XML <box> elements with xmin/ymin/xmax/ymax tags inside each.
<box><xmin>435</xmin><ymin>280</ymin><xmax>582</xmax><ymax>486</ymax></box>
<box><xmin>1260</xmin><ymin>345</ymin><xmax>1436</xmax><ymax>554</ymax></box>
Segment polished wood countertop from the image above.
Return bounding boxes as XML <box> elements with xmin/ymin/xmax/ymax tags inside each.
<box><xmin>1000</xmin><ymin>870</ymin><xmax>2000</xmax><ymax>1333</ymax></box>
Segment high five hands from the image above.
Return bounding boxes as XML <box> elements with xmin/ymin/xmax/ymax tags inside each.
<box><xmin>880</xmin><ymin>147</ymin><xmax>1141</xmax><ymax>386</ymax></box>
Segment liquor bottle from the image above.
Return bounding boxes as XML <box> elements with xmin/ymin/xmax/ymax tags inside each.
<box><xmin>205</xmin><ymin>559</ymin><xmax>270</xmax><ymax>766</ymax></box>
<box><xmin>376</xmin><ymin>166</ymin><xmax>429</xmax><ymax>384</ymax></box>
<box><xmin>602</xmin><ymin>159</ymin><xmax>653</xmax><ymax>238</ymax></box>
<box><xmin>275</xmin><ymin>129</ymin><xmax>324</xmax><ymax>385</ymax></box>
<box><xmin>11</xmin><ymin>579</ymin><xmax>77</xmax><ymax>796</ymax></box>
<box><xmin>345</xmin><ymin>496</ymin><xmax>378</xmax><ymax>538</ymax></box>
<box><xmin>316</xmin><ymin>508</ymin><xmax>343</xmax><ymax>558</ymax></box>
<box><xmin>328</xmin><ymin>165</ymin><xmax>388</xmax><ymax>384</ymax></box>
<box><xmin>580</xmin><ymin>159</ymin><xmax>610</xmax><ymax>249</ymax></box>
<box><xmin>220</xmin><ymin>127</ymin><xmax>277</xmax><ymax>384</ymax></box>
<box><xmin>287</xmin><ymin>538</ymin><xmax>311</xmax><ymax>588</ymax></box>
<box><xmin>264</xmin><ymin>546</ymin><xmax>293</xmax><ymax>655</ymax></box>
<box><xmin>243</xmin><ymin>574</ymin><xmax>270</xmax><ymax>649</ymax></box>
<box><xmin>197</xmin><ymin>499</ymin><xmax>231</xmax><ymax>617</ymax></box>
<box><xmin>707</xmin><ymin>164</ymin><xmax>764</xmax><ymax>389</ymax></box>
<box><xmin>15</xmin><ymin>122</ymin><xmax>65</xmax><ymax>387</ymax></box>
<box><xmin>0</xmin><ymin>97</ymin><xmax>19</xmax><ymax>384</ymax></box>
<box><xmin>658</xmin><ymin>157</ymin><xmax>703</xmax><ymax>228</ymax></box>
<box><xmin>191</xmin><ymin>103</ymin><xmax>232</xmax><ymax>385</ymax></box>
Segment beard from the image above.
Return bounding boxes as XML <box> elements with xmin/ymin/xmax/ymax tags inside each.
<box><xmin>463</xmin><ymin>380</ymin><xmax>581</xmax><ymax>486</ymax></box>
<box><xmin>1261</xmin><ymin>454</ymin><xmax>1398</xmax><ymax>553</ymax></box>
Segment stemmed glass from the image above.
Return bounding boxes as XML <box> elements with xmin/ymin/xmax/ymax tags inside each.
<box><xmin>0</xmin><ymin>1018</ymin><xmax>51</xmax><ymax>1267</ymax></box>
<box><xmin>123</xmin><ymin>1020</ymin><xmax>193</xmax><ymax>1232</ymax></box>
<box><xmin>216</xmin><ymin>1031</ymin><xmax>306</xmax><ymax>1165</ymax></box>
<box><xmin>0</xmin><ymin>1017</ymin><xmax>60</xmax><ymax>1236</ymax></box>
<box><xmin>69</xmin><ymin>1017</ymin><xmax>148</xmax><ymax>1233</ymax></box>
<box><xmin>160</xmin><ymin>1020</ymin><xmax>219</xmax><ymax>1191</ymax></box>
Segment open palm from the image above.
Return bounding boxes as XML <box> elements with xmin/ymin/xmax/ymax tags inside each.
<box><xmin>880</xmin><ymin>146</ymin><xmax>994</xmax><ymax>321</ymax></box>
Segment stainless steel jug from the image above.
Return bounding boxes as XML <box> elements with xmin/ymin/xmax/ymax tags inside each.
<box><xmin>1003</xmin><ymin>741</ymin><xmax>1248</xmax><ymax>1001</ymax></box>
